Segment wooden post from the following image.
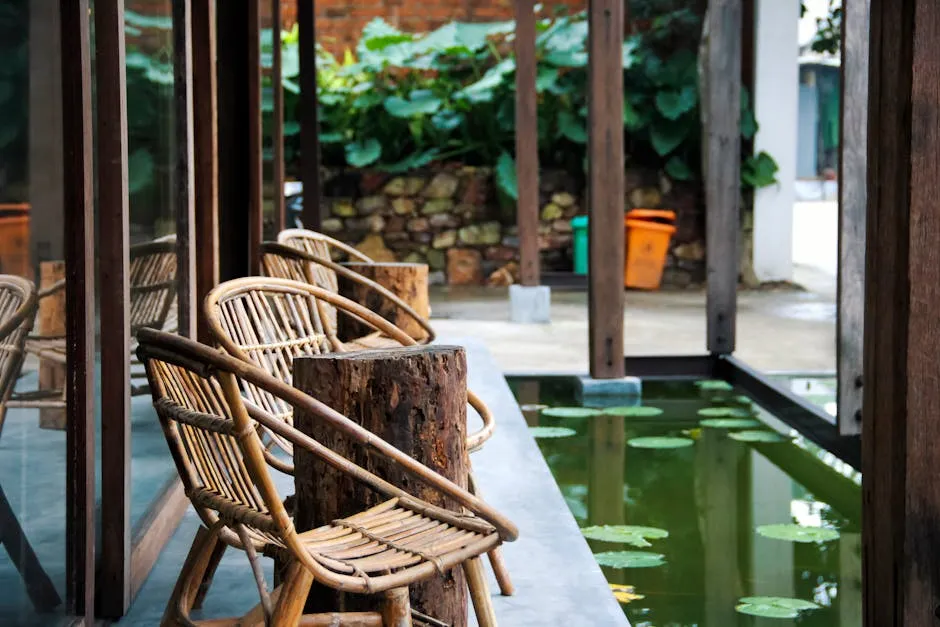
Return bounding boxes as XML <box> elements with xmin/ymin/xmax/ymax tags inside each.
<box><xmin>272</xmin><ymin>0</ymin><xmax>286</xmax><ymax>232</ymax></box>
<box><xmin>336</xmin><ymin>262</ymin><xmax>430</xmax><ymax>341</ymax></box>
<box><xmin>59</xmin><ymin>0</ymin><xmax>96</xmax><ymax>614</ymax></box>
<box><xmin>248</xmin><ymin>0</ymin><xmax>263</xmax><ymax>275</ymax></box>
<box><xmin>587</xmin><ymin>0</ymin><xmax>625</xmax><ymax>379</ymax></box>
<box><xmin>94</xmin><ymin>0</ymin><xmax>131</xmax><ymax>615</ymax></box>
<box><xmin>37</xmin><ymin>261</ymin><xmax>66</xmax><ymax>430</ymax></box>
<box><xmin>863</xmin><ymin>1</ymin><xmax>940</xmax><ymax>624</ymax></box>
<box><xmin>293</xmin><ymin>346</ymin><xmax>469</xmax><ymax>625</ymax></box>
<box><xmin>298</xmin><ymin>0</ymin><xmax>322</xmax><ymax>230</ymax></box>
<box><xmin>701</xmin><ymin>0</ymin><xmax>742</xmax><ymax>355</ymax></box>
<box><xmin>515</xmin><ymin>0</ymin><xmax>539</xmax><ymax>286</ymax></box>
<box><xmin>193</xmin><ymin>0</ymin><xmax>219</xmax><ymax>342</ymax></box>
<box><xmin>836</xmin><ymin>0</ymin><xmax>869</xmax><ymax>436</ymax></box>
<box><xmin>174</xmin><ymin>0</ymin><xmax>196</xmax><ymax>339</ymax></box>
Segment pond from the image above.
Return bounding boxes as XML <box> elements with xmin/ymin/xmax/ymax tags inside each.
<box><xmin>507</xmin><ymin>376</ymin><xmax>861</xmax><ymax>627</ymax></box>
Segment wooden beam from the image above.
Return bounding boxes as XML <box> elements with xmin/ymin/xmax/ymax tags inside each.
<box><xmin>586</xmin><ymin>0</ymin><xmax>625</xmax><ymax>379</ymax></box>
<box><xmin>272</xmin><ymin>0</ymin><xmax>286</xmax><ymax>233</ymax></box>
<box><xmin>863</xmin><ymin>0</ymin><xmax>940</xmax><ymax>624</ymax></box>
<box><xmin>174</xmin><ymin>0</ymin><xmax>196</xmax><ymax>339</ymax></box>
<box><xmin>702</xmin><ymin>0</ymin><xmax>742</xmax><ymax>354</ymax></box>
<box><xmin>94</xmin><ymin>0</ymin><xmax>131</xmax><ymax>617</ymax></box>
<box><xmin>193</xmin><ymin>0</ymin><xmax>219</xmax><ymax>342</ymax></box>
<box><xmin>514</xmin><ymin>0</ymin><xmax>539</xmax><ymax>287</ymax></box>
<box><xmin>59</xmin><ymin>0</ymin><xmax>95</xmax><ymax>615</ymax></box>
<box><xmin>248</xmin><ymin>0</ymin><xmax>263</xmax><ymax>275</ymax></box>
<box><xmin>217</xmin><ymin>1</ymin><xmax>252</xmax><ymax>280</ymax></box>
<box><xmin>836</xmin><ymin>0</ymin><xmax>869</xmax><ymax>436</ymax></box>
<box><xmin>298</xmin><ymin>0</ymin><xmax>322</xmax><ymax>230</ymax></box>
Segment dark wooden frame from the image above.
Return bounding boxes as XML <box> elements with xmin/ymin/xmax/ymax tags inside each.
<box><xmin>514</xmin><ymin>0</ymin><xmax>539</xmax><ymax>287</ymax></box>
<box><xmin>60</xmin><ymin>0</ymin><xmax>96</xmax><ymax>617</ymax></box>
<box><xmin>94</xmin><ymin>0</ymin><xmax>132</xmax><ymax>617</ymax></box>
<box><xmin>297</xmin><ymin>0</ymin><xmax>322</xmax><ymax>230</ymax></box>
<box><xmin>586</xmin><ymin>0</ymin><xmax>626</xmax><ymax>379</ymax></box>
<box><xmin>271</xmin><ymin>0</ymin><xmax>286</xmax><ymax>233</ymax></box>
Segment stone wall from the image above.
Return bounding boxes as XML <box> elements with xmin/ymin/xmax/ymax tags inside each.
<box><xmin>319</xmin><ymin>165</ymin><xmax>705</xmax><ymax>288</ymax></box>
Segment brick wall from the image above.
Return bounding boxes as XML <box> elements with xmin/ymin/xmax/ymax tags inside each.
<box><xmin>126</xmin><ymin>0</ymin><xmax>587</xmax><ymax>56</ymax></box>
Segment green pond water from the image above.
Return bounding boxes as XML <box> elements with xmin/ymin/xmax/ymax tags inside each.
<box><xmin>508</xmin><ymin>377</ymin><xmax>861</xmax><ymax>627</ymax></box>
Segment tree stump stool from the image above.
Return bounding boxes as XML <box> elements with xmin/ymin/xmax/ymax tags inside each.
<box><xmin>293</xmin><ymin>345</ymin><xmax>469</xmax><ymax>626</ymax></box>
<box><xmin>38</xmin><ymin>261</ymin><xmax>66</xmax><ymax>430</ymax></box>
<box><xmin>337</xmin><ymin>262</ymin><xmax>430</xmax><ymax>342</ymax></box>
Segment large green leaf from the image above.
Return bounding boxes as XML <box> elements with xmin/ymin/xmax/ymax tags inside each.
<box><xmin>416</xmin><ymin>21</ymin><xmax>513</xmax><ymax>55</ymax></box>
<box><xmin>495</xmin><ymin>151</ymin><xmax>518</xmax><ymax>201</ymax></box>
<box><xmin>541</xmin><ymin>406</ymin><xmax>599</xmax><ymax>419</ymax></box>
<box><xmin>381</xmin><ymin>149</ymin><xmax>441</xmax><ymax>173</ymax></box>
<box><xmin>529</xmin><ymin>426</ymin><xmax>577</xmax><ymax>439</ymax></box>
<box><xmin>735</xmin><ymin>596</ymin><xmax>820</xmax><ymax>619</ymax></box>
<box><xmin>384</xmin><ymin>91</ymin><xmax>442</xmax><ymax>117</ymax></box>
<box><xmin>729</xmin><ymin>430</ymin><xmax>788</xmax><ymax>443</ymax></box>
<box><xmin>558</xmin><ymin>110</ymin><xmax>587</xmax><ymax>143</ymax></box>
<box><xmin>695</xmin><ymin>380</ymin><xmax>734</xmax><ymax>391</ymax></box>
<box><xmin>602</xmin><ymin>406</ymin><xmax>664</xmax><ymax>418</ymax></box>
<box><xmin>665</xmin><ymin>156</ymin><xmax>693</xmax><ymax>181</ymax></box>
<box><xmin>756</xmin><ymin>524</ymin><xmax>840</xmax><ymax>543</ymax></box>
<box><xmin>654</xmin><ymin>85</ymin><xmax>698</xmax><ymax>120</ymax></box>
<box><xmin>700</xmin><ymin>418</ymin><xmax>762</xmax><ymax>429</ymax></box>
<box><xmin>595</xmin><ymin>551</ymin><xmax>666</xmax><ymax>569</ymax></box>
<box><xmin>627</xmin><ymin>436</ymin><xmax>694</xmax><ymax>450</ymax></box>
<box><xmin>582</xmin><ymin>525</ymin><xmax>668</xmax><ymax>547</ymax></box>
<box><xmin>124</xmin><ymin>9</ymin><xmax>172</xmax><ymax>30</ymax></box>
<box><xmin>457</xmin><ymin>59</ymin><xmax>514</xmax><ymax>102</ymax></box>
<box><xmin>128</xmin><ymin>149</ymin><xmax>155</xmax><ymax>194</ymax></box>
<box><xmin>431</xmin><ymin>110</ymin><xmax>464</xmax><ymax>131</ymax></box>
<box><xmin>742</xmin><ymin>151</ymin><xmax>780</xmax><ymax>188</ymax></box>
<box><xmin>650</xmin><ymin>123</ymin><xmax>689</xmax><ymax>156</ymax></box>
<box><xmin>536</xmin><ymin>67</ymin><xmax>560</xmax><ymax>93</ymax></box>
<box><xmin>345</xmin><ymin>139</ymin><xmax>382</xmax><ymax>167</ymax></box>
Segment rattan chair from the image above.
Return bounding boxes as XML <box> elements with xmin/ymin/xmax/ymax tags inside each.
<box><xmin>0</xmin><ymin>274</ymin><xmax>62</xmax><ymax>610</ymax></box>
<box><xmin>137</xmin><ymin>327</ymin><xmax>516</xmax><ymax>626</ymax></box>
<box><xmin>204</xmin><ymin>278</ymin><xmax>514</xmax><ymax>597</ymax></box>
<box><xmin>261</xmin><ymin>241</ymin><xmax>436</xmax><ymax>347</ymax></box>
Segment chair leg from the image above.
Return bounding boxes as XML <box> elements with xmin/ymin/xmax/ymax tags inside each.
<box><xmin>464</xmin><ymin>557</ymin><xmax>497</xmax><ymax>627</ymax></box>
<box><xmin>381</xmin><ymin>587</ymin><xmax>412</xmax><ymax>627</ymax></box>
<box><xmin>161</xmin><ymin>524</ymin><xmax>222</xmax><ymax>626</ymax></box>
<box><xmin>0</xmin><ymin>483</ymin><xmax>61</xmax><ymax>612</ymax></box>
<box><xmin>269</xmin><ymin>561</ymin><xmax>314</xmax><ymax>626</ymax></box>
<box><xmin>192</xmin><ymin>541</ymin><xmax>227</xmax><ymax>610</ymax></box>
<box><xmin>468</xmin><ymin>470</ymin><xmax>514</xmax><ymax>597</ymax></box>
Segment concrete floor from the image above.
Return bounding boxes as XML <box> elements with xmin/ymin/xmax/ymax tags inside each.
<box><xmin>429</xmin><ymin>265</ymin><xmax>837</xmax><ymax>375</ymax></box>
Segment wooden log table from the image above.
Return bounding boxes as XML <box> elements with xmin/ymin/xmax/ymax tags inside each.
<box><xmin>293</xmin><ymin>345</ymin><xmax>470</xmax><ymax>626</ymax></box>
<box><xmin>337</xmin><ymin>261</ymin><xmax>430</xmax><ymax>342</ymax></box>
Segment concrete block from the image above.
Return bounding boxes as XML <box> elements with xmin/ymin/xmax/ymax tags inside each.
<box><xmin>509</xmin><ymin>284</ymin><xmax>551</xmax><ymax>324</ymax></box>
<box><xmin>577</xmin><ymin>376</ymin><xmax>643</xmax><ymax>408</ymax></box>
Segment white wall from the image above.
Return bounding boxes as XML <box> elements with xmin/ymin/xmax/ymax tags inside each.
<box><xmin>752</xmin><ymin>0</ymin><xmax>800</xmax><ymax>282</ymax></box>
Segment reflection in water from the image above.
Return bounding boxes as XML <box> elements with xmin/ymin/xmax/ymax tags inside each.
<box><xmin>510</xmin><ymin>378</ymin><xmax>862</xmax><ymax>626</ymax></box>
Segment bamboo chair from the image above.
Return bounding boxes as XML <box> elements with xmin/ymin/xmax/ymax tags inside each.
<box><xmin>261</xmin><ymin>241</ymin><xmax>435</xmax><ymax>347</ymax></box>
<box><xmin>0</xmin><ymin>274</ymin><xmax>62</xmax><ymax>611</ymax></box>
<box><xmin>204</xmin><ymin>278</ymin><xmax>514</xmax><ymax>597</ymax></box>
<box><xmin>137</xmin><ymin>327</ymin><xmax>517</xmax><ymax>627</ymax></box>
<box><xmin>19</xmin><ymin>239</ymin><xmax>178</xmax><ymax>399</ymax></box>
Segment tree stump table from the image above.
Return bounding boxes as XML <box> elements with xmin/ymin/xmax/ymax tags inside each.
<box><xmin>293</xmin><ymin>345</ymin><xmax>469</xmax><ymax>626</ymax></box>
<box><xmin>337</xmin><ymin>262</ymin><xmax>430</xmax><ymax>342</ymax></box>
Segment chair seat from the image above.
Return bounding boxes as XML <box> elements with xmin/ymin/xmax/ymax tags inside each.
<box><xmin>343</xmin><ymin>332</ymin><xmax>404</xmax><ymax>351</ymax></box>
<box><xmin>277</xmin><ymin>499</ymin><xmax>499</xmax><ymax>593</ymax></box>
<box><xmin>24</xmin><ymin>337</ymin><xmax>67</xmax><ymax>364</ymax></box>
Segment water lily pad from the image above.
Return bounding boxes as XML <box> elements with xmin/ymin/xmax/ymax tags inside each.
<box><xmin>594</xmin><ymin>550</ymin><xmax>666</xmax><ymax>569</ymax></box>
<box><xmin>520</xmin><ymin>403</ymin><xmax>548</xmax><ymax>412</ymax></box>
<box><xmin>601</xmin><ymin>405</ymin><xmax>664</xmax><ymax>417</ymax></box>
<box><xmin>581</xmin><ymin>525</ymin><xmax>669</xmax><ymax>547</ymax></box>
<box><xmin>541</xmin><ymin>407</ymin><xmax>600</xmax><ymax>418</ymax></box>
<box><xmin>756</xmin><ymin>524</ymin><xmax>840</xmax><ymax>543</ymax></box>
<box><xmin>697</xmin><ymin>407</ymin><xmax>736</xmax><ymax>418</ymax></box>
<box><xmin>627</xmin><ymin>436</ymin><xmax>694</xmax><ymax>449</ymax></box>
<box><xmin>731</xmin><ymin>395</ymin><xmax>753</xmax><ymax>406</ymax></box>
<box><xmin>735</xmin><ymin>596</ymin><xmax>820</xmax><ymax>619</ymax></box>
<box><xmin>695</xmin><ymin>380</ymin><xmax>734</xmax><ymax>391</ymax></box>
<box><xmin>529</xmin><ymin>426</ymin><xmax>577</xmax><ymax>439</ymax></box>
<box><xmin>609</xmin><ymin>583</ymin><xmax>645</xmax><ymax>604</ymax></box>
<box><xmin>700</xmin><ymin>417</ymin><xmax>763</xmax><ymax>429</ymax></box>
<box><xmin>729</xmin><ymin>430</ymin><xmax>788</xmax><ymax>443</ymax></box>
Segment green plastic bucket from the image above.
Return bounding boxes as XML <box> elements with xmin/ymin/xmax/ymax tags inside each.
<box><xmin>571</xmin><ymin>215</ymin><xmax>589</xmax><ymax>275</ymax></box>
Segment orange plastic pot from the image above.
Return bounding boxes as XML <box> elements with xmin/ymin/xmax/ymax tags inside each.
<box><xmin>624</xmin><ymin>209</ymin><xmax>676</xmax><ymax>290</ymax></box>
